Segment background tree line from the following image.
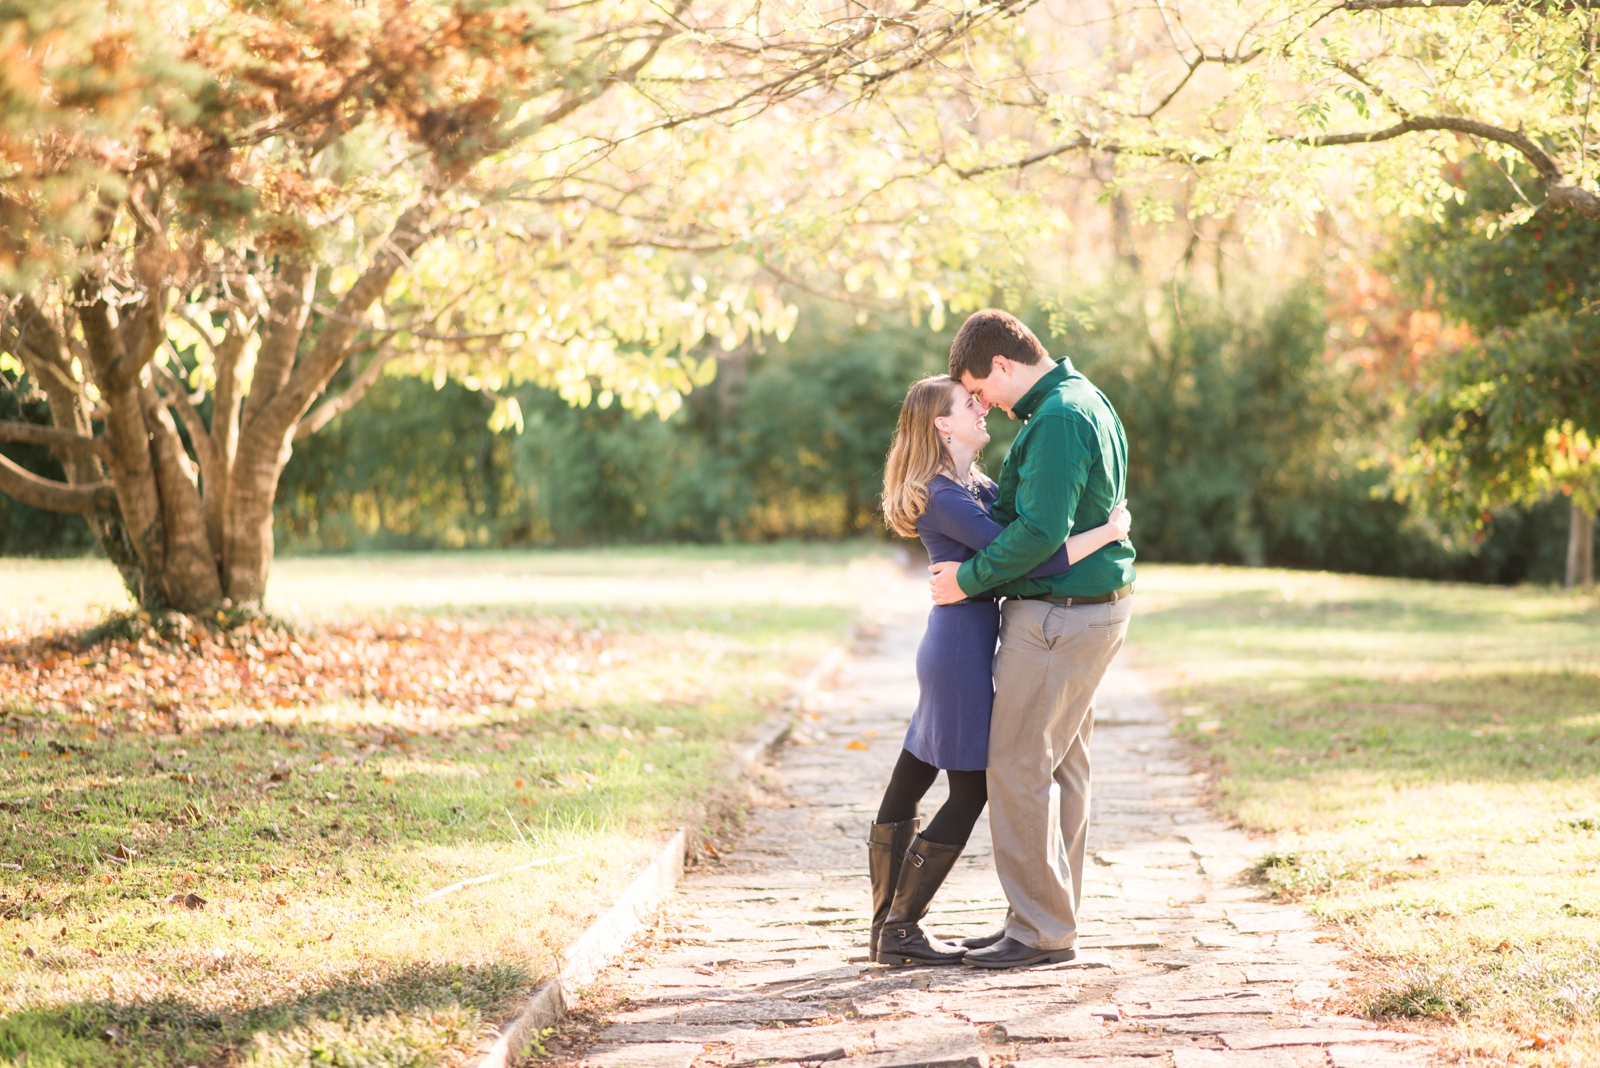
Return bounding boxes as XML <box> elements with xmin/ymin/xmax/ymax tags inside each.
<box><xmin>259</xmin><ymin>275</ymin><xmax>1596</xmax><ymax>584</ymax></box>
<box><xmin>7</xmin><ymin>0</ymin><xmax>1599</xmax><ymax>601</ymax></box>
<box><xmin>10</xmin><ymin>262</ymin><xmax>1579</xmax><ymax>584</ymax></box>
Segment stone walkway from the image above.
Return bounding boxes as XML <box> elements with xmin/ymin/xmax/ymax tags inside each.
<box><xmin>543</xmin><ymin>592</ymin><xmax>1437</xmax><ymax>1068</ymax></box>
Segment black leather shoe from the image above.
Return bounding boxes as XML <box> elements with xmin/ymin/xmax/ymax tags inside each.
<box><xmin>875</xmin><ymin>835</ymin><xmax>967</xmax><ymax>966</ymax></box>
<box><xmin>866</xmin><ymin>818</ymin><xmax>919</xmax><ymax>958</ymax></box>
<box><xmin>963</xmin><ymin>936</ymin><xmax>1076</xmax><ymax>969</ymax></box>
<box><xmin>961</xmin><ymin>928</ymin><xmax>1006</xmax><ymax>950</ymax></box>
<box><xmin>962</xmin><ymin>907</ymin><xmax>1011</xmax><ymax>949</ymax></box>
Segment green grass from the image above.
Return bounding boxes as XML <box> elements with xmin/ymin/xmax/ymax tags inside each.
<box><xmin>0</xmin><ymin>545</ymin><xmax>887</xmax><ymax>1068</ymax></box>
<box><xmin>1128</xmin><ymin>565</ymin><xmax>1600</xmax><ymax>1066</ymax></box>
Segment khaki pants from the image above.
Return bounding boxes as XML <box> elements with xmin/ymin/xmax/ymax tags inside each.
<box><xmin>987</xmin><ymin>595</ymin><xmax>1133</xmax><ymax>950</ymax></box>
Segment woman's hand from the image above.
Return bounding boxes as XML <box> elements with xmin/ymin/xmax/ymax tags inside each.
<box><xmin>1107</xmin><ymin>500</ymin><xmax>1132</xmax><ymax>541</ymax></box>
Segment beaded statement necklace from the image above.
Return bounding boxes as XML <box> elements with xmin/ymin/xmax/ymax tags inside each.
<box><xmin>949</xmin><ymin>471</ymin><xmax>982</xmax><ymax>502</ymax></box>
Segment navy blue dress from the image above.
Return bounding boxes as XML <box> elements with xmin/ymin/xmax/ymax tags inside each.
<box><xmin>904</xmin><ymin>476</ymin><xmax>1073</xmax><ymax>771</ymax></box>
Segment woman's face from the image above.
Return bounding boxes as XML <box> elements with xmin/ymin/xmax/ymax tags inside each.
<box><xmin>936</xmin><ymin>383</ymin><xmax>991</xmax><ymax>455</ymax></box>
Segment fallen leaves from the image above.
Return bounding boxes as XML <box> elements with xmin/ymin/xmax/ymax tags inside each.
<box><xmin>99</xmin><ymin>842</ymin><xmax>137</xmax><ymax>867</ymax></box>
<box><xmin>1</xmin><ymin>614</ymin><xmax>615</xmax><ymax>733</ymax></box>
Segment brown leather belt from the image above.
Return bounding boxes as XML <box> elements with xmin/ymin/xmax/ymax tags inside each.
<box><xmin>1016</xmin><ymin>583</ymin><xmax>1133</xmax><ymax>606</ymax></box>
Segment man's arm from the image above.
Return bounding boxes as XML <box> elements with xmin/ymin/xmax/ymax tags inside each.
<box><xmin>954</xmin><ymin>413</ymin><xmax>1090</xmax><ymax>597</ymax></box>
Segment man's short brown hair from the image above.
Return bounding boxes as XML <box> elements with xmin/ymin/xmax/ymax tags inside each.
<box><xmin>948</xmin><ymin>309</ymin><xmax>1049</xmax><ymax>381</ymax></box>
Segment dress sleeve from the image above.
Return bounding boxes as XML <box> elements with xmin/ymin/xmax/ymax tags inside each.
<box><xmin>921</xmin><ymin>481</ymin><xmax>1007</xmax><ymax>553</ymax></box>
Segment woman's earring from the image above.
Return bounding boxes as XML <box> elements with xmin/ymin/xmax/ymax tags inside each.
<box><xmin>945</xmin><ymin>434</ymin><xmax>952</xmax><ymax>444</ymax></box>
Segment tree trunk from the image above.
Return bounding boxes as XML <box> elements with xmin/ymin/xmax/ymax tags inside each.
<box><xmin>1</xmin><ymin>200</ymin><xmax>438</xmax><ymax>613</ymax></box>
<box><xmin>1567</xmin><ymin>502</ymin><xmax>1595</xmax><ymax>588</ymax></box>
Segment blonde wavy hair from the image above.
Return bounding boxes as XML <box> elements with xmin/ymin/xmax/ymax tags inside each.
<box><xmin>882</xmin><ymin>375</ymin><xmax>987</xmax><ymax>538</ymax></box>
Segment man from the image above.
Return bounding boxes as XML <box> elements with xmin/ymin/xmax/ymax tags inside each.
<box><xmin>928</xmin><ymin>308</ymin><xmax>1136</xmax><ymax>969</ymax></box>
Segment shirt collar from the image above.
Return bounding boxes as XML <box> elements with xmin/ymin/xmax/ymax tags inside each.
<box><xmin>1011</xmin><ymin>358</ymin><xmax>1071</xmax><ymax>421</ymax></box>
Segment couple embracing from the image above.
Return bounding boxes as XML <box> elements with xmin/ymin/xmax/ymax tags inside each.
<box><xmin>868</xmin><ymin>309</ymin><xmax>1136</xmax><ymax>970</ymax></box>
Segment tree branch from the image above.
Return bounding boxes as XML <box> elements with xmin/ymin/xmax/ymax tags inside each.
<box><xmin>2</xmin><ymin>295</ymin><xmax>104</xmax><ymax>483</ymax></box>
<box><xmin>107</xmin><ymin>288</ymin><xmax>170</xmax><ymax>392</ymax></box>
<box><xmin>954</xmin><ymin>137</ymin><xmax>1094</xmax><ymax>178</ymax></box>
<box><xmin>259</xmin><ymin>200</ymin><xmax>436</xmax><ymax>437</ymax></box>
<box><xmin>293</xmin><ymin>343</ymin><xmax>399</xmax><ymax>440</ymax></box>
<box><xmin>153</xmin><ymin>361</ymin><xmax>218</xmax><ymax>474</ymax></box>
<box><xmin>0</xmin><ymin>420</ymin><xmax>110</xmax><ymax>457</ymax></box>
<box><xmin>0</xmin><ymin>451</ymin><xmax>115</xmax><ymax>514</ymax></box>
<box><xmin>1295</xmin><ymin>114</ymin><xmax>1600</xmax><ymax>217</ymax></box>
<box><xmin>1338</xmin><ymin>0</ymin><xmax>1599</xmax><ymax>10</ymax></box>
<box><xmin>172</xmin><ymin>304</ymin><xmax>224</xmax><ymax>361</ymax></box>
<box><xmin>210</xmin><ymin>312</ymin><xmax>251</xmax><ymax>463</ymax></box>
<box><xmin>243</xmin><ymin>261</ymin><xmax>316</xmax><ymax>426</ymax></box>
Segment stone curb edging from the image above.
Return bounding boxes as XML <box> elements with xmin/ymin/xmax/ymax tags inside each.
<box><xmin>475</xmin><ymin>644</ymin><xmax>849</xmax><ymax>1068</ymax></box>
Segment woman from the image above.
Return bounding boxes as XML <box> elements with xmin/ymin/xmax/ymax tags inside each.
<box><xmin>868</xmin><ymin>375</ymin><xmax>1131</xmax><ymax>966</ymax></box>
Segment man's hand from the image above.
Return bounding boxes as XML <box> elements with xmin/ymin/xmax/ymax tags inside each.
<box><xmin>1107</xmin><ymin>500</ymin><xmax>1132</xmax><ymax>541</ymax></box>
<box><xmin>929</xmin><ymin>561</ymin><xmax>967</xmax><ymax>605</ymax></box>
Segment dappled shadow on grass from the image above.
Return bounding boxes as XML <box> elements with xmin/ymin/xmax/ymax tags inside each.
<box><xmin>0</xmin><ymin>959</ymin><xmax>531</xmax><ymax>1068</ymax></box>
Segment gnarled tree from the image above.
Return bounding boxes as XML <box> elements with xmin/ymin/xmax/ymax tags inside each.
<box><xmin>0</xmin><ymin>0</ymin><xmax>1037</xmax><ymax>611</ymax></box>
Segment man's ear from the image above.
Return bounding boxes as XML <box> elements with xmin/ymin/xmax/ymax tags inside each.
<box><xmin>989</xmin><ymin>354</ymin><xmax>1012</xmax><ymax>379</ymax></box>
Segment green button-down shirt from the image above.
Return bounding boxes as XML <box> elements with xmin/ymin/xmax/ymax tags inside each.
<box><xmin>955</xmin><ymin>358</ymin><xmax>1137</xmax><ymax>599</ymax></box>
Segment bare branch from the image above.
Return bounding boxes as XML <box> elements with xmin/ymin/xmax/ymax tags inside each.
<box><xmin>294</xmin><ymin>344</ymin><xmax>399</xmax><ymax>440</ymax></box>
<box><xmin>210</xmin><ymin>311</ymin><xmax>251</xmax><ymax>465</ymax></box>
<box><xmin>258</xmin><ymin>200</ymin><xmax>436</xmax><ymax>438</ymax></box>
<box><xmin>950</xmin><ymin>134</ymin><xmax>1216</xmax><ymax>178</ymax></box>
<box><xmin>244</xmin><ymin>261</ymin><xmax>316</xmax><ymax>424</ymax></box>
<box><xmin>0</xmin><ymin>451</ymin><xmax>114</xmax><ymax>514</ymax></box>
<box><xmin>172</xmin><ymin>304</ymin><xmax>225</xmax><ymax>360</ymax></box>
<box><xmin>1296</xmin><ymin>114</ymin><xmax>1600</xmax><ymax>217</ymax></box>
<box><xmin>107</xmin><ymin>288</ymin><xmax>170</xmax><ymax>392</ymax></box>
<box><xmin>0</xmin><ymin>420</ymin><xmax>109</xmax><ymax>457</ymax></box>
<box><xmin>954</xmin><ymin>137</ymin><xmax>1093</xmax><ymax>178</ymax></box>
<box><xmin>1338</xmin><ymin>0</ymin><xmax>1599</xmax><ymax>10</ymax></box>
<box><xmin>153</xmin><ymin>360</ymin><xmax>218</xmax><ymax>474</ymax></box>
<box><xmin>1329</xmin><ymin>60</ymin><xmax>1413</xmax><ymax>121</ymax></box>
<box><xmin>2</xmin><ymin>297</ymin><xmax>101</xmax><ymax>485</ymax></box>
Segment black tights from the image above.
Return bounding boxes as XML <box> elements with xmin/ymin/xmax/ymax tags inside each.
<box><xmin>875</xmin><ymin>748</ymin><xmax>987</xmax><ymax>848</ymax></box>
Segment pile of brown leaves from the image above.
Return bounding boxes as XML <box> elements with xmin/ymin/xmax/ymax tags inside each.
<box><xmin>0</xmin><ymin>613</ymin><xmax>611</xmax><ymax>732</ymax></box>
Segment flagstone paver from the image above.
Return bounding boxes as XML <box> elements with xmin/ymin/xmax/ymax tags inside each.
<box><xmin>542</xmin><ymin>589</ymin><xmax>1439</xmax><ymax>1068</ymax></box>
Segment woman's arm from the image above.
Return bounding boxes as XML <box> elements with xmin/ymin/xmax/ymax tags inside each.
<box><xmin>1063</xmin><ymin>500</ymin><xmax>1131</xmax><ymax>564</ymax></box>
<box><xmin>921</xmin><ymin>481</ymin><xmax>1007</xmax><ymax>553</ymax></box>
